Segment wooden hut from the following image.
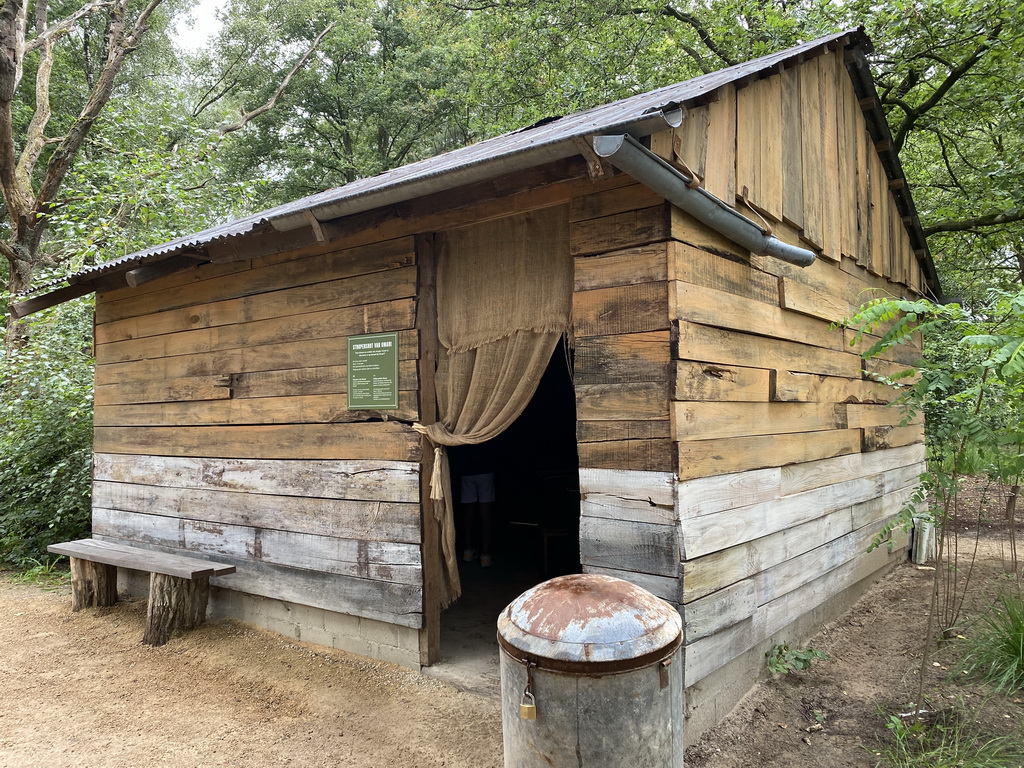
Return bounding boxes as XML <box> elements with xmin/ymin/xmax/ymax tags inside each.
<box><xmin>17</xmin><ymin>28</ymin><xmax>937</xmax><ymax>741</ymax></box>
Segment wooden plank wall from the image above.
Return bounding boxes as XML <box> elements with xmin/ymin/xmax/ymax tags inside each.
<box><xmin>91</xmin><ymin>235</ymin><xmax>425</xmax><ymax>629</ymax></box>
<box><xmin>571</xmin><ymin>179</ymin><xmax>681</xmax><ymax>598</ymax></box>
<box><xmin>643</xmin><ymin>44</ymin><xmax>929</xmax><ymax>687</ymax></box>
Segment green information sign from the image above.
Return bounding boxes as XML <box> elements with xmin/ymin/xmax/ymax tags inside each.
<box><xmin>347</xmin><ymin>332</ymin><xmax>399</xmax><ymax>410</ymax></box>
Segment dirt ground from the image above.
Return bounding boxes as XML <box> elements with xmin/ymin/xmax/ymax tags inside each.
<box><xmin>2</xmin><ymin>480</ymin><xmax>1022</xmax><ymax>768</ymax></box>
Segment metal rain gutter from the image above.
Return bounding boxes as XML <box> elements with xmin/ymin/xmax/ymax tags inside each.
<box><xmin>591</xmin><ymin>134</ymin><xmax>816</xmax><ymax>267</ymax></box>
<box><xmin>272</xmin><ymin>108</ymin><xmax>685</xmax><ymax>232</ymax></box>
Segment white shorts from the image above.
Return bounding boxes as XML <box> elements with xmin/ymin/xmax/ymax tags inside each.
<box><xmin>461</xmin><ymin>472</ymin><xmax>496</xmax><ymax>504</ymax></box>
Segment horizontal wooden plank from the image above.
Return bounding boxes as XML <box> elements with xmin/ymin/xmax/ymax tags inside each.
<box><xmin>676</xmin><ymin>321</ymin><xmax>862</xmax><ymax>378</ymax></box>
<box><xmin>681</xmin><ymin>505</ymin><xmax>852</xmax><ymax>603</ymax></box>
<box><xmin>95</xmin><ymin>330</ymin><xmax>420</xmax><ymax>387</ymax></box>
<box><xmin>681</xmin><ymin>579</ymin><xmax>756</xmax><ymax>642</ymax></box>
<box><xmin>579</xmin><ymin>516</ymin><xmax>679</xmax><ymax>578</ymax></box>
<box><xmin>94</xmin><ymin>534</ymin><xmax>423</xmax><ymax>628</ymax></box>
<box><xmin>97</xmin><ymin>259</ymin><xmax>252</xmax><ymax>305</ymax></box>
<box><xmin>570</xmin><ymin>204</ymin><xmax>671</xmax><ymax>257</ymax></box>
<box><xmin>93</xmin><ymin>453</ymin><xmax>419</xmax><ymax>503</ymax></box>
<box><xmin>675</xmin><ymin>361</ymin><xmax>771</xmax><ymax>402</ymax></box>
<box><xmin>95</xmin><ymin>375</ymin><xmax>233</xmax><ymax>406</ymax></box>
<box><xmin>576</xmin><ymin>420</ymin><xmax>672</xmax><ymax>442</ymax></box>
<box><xmin>96</xmin><ymin>298</ymin><xmax>416</xmax><ymax>364</ymax></box>
<box><xmin>677</xmin><ymin>466</ymin><xmax>782</xmax><ymax>519</ymax></box>
<box><xmin>573</xmin><ymin>243</ymin><xmax>668</xmax><ymax>292</ymax></box>
<box><xmin>778</xmin><ymin>276</ymin><xmax>851</xmax><ymax>323</ymax></box>
<box><xmin>575</xmin><ymin>382</ymin><xmax>669</xmax><ymax>421</ymax></box>
<box><xmin>92</xmin><ymin>509</ymin><xmax>421</xmax><ymax>584</ymax></box>
<box><xmin>93</xmin><ymin>423</ymin><xmax>421</xmax><ymax>462</ymax></box>
<box><xmin>779</xmin><ymin>442</ymin><xmax>924</xmax><ymax>497</ymax></box>
<box><xmin>573</xmin><ymin>283</ymin><xmax>670</xmax><ymax>338</ymax></box>
<box><xmin>94</xmin><ymin>391</ymin><xmax>419</xmax><ymax>427</ymax></box>
<box><xmin>851</xmin><ymin>483</ymin><xmax>918</xmax><ymax>530</ymax></box>
<box><xmin>92</xmin><ymin>480</ymin><xmax>421</xmax><ymax>544</ymax></box>
<box><xmin>96</xmin><ymin>265</ymin><xmax>417</xmax><ymax>345</ymax></box>
<box><xmin>673</xmin><ymin>281</ymin><xmax>845</xmax><ymax>351</ymax></box>
<box><xmin>751</xmin><ymin>538</ymin><xmax>904</xmax><ymax>653</ymax></box>
<box><xmin>96</xmin><ymin>236</ymin><xmax>416</xmax><ymax>325</ymax></box>
<box><xmin>578</xmin><ymin>438</ymin><xmax>675</xmax><ymax>472</ymax></box>
<box><xmin>675</xmin><ymin>401</ymin><xmax>845</xmax><ymax>441</ymax></box>
<box><xmin>862</xmin><ymin>424</ymin><xmax>925</xmax><ymax>451</ymax></box>
<box><xmin>580</xmin><ymin>495</ymin><xmax>676</xmax><ymax>526</ymax></box>
<box><xmin>232</xmin><ymin>360</ymin><xmax>419</xmax><ymax>399</ymax></box>
<box><xmin>678</xmin><ymin>444</ymin><xmax>923</xmax><ymax>521</ymax></box>
<box><xmin>573</xmin><ymin>331</ymin><xmax>671</xmax><ymax>384</ymax></box>
<box><xmin>847</xmin><ymin>403</ymin><xmax>921</xmax><ymax>429</ymax></box>
<box><xmin>569</xmin><ymin>182</ymin><xmax>664</xmax><ymax>223</ymax></box>
<box><xmin>670</xmin><ymin>241</ymin><xmax>779</xmax><ymax>305</ymax></box>
<box><xmin>47</xmin><ymin>537</ymin><xmax>235</xmax><ymax>578</ymax></box>
<box><xmin>677</xmin><ymin>428</ymin><xmax>861</xmax><ymax>481</ymax></box>
<box><xmin>679</xmin><ymin>483</ymin><xmax>921</xmax><ymax>606</ymax></box>
<box><xmin>752</xmin><ymin>524</ymin><xmax>881</xmax><ymax>607</ymax></box>
<box><xmin>583</xmin><ymin>565</ymin><xmax>680</xmax><ymax>603</ymax></box>
<box><xmin>683</xmin><ymin>618</ymin><xmax>753</xmax><ymax>685</ymax></box>
<box><xmin>771</xmin><ymin>370</ymin><xmax>895</xmax><ymax>404</ymax></box>
<box><xmin>670</xmin><ymin>207</ymin><xmax>746</xmax><ymax>260</ymax></box>
<box><xmin>578</xmin><ymin>468</ymin><xmax>676</xmax><ymax>508</ymax></box>
<box><xmin>680</xmin><ymin>473</ymin><xmax>887</xmax><ymax>559</ymax></box>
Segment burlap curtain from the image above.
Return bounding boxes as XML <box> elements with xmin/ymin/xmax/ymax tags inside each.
<box><xmin>415</xmin><ymin>205</ymin><xmax>572</xmax><ymax>606</ymax></box>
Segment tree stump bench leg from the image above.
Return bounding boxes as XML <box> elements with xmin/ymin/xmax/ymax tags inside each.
<box><xmin>143</xmin><ymin>573</ymin><xmax>211</xmax><ymax>647</ymax></box>
<box><xmin>69</xmin><ymin>557</ymin><xmax>118</xmax><ymax>611</ymax></box>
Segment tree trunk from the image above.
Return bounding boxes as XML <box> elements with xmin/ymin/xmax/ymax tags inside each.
<box><xmin>69</xmin><ymin>557</ymin><xmax>118</xmax><ymax>611</ymax></box>
<box><xmin>142</xmin><ymin>573</ymin><xmax>210</xmax><ymax>646</ymax></box>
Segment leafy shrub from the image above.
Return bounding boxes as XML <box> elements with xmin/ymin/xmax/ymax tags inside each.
<box><xmin>0</xmin><ymin>298</ymin><xmax>94</xmax><ymax>564</ymax></box>
<box><xmin>765</xmin><ymin>644</ymin><xmax>828</xmax><ymax>675</ymax></box>
<box><xmin>958</xmin><ymin>593</ymin><xmax>1024</xmax><ymax>694</ymax></box>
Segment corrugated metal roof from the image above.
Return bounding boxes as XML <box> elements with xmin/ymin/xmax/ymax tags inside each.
<box><xmin>22</xmin><ymin>26</ymin><xmax>942</xmax><ymax>310</ymax></box>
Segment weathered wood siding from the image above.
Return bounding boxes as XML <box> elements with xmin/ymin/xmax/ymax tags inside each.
<box><xmin>92</xmin><ymin>236</ymin><xmax>425</xmax><ymax>628</ymax></box>
<box><xmin>598</xmin><ymin>45</ymin><xmax>928</xmax><ymax>691</ymax></box>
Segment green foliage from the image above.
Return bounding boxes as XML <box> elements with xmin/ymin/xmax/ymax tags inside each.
<box><xmin>9</xmin><ymin>556</ymin><xmax>72</xmax><ymax>590</ymax></box>
<box><xmin>958</xmin><ymin>593</ymin><xmax>1024</xmax><ymax>694</ymax></box>
<box><xmin>877</xmin><ymin>709</ymin><xmax>1024</xmax><ymax>768</ymax></box>
<box><xmin>765</xmin><ymin>643</ymin><xmax>828</xmax><ymax>675</ymax></box>
<box><xmin>0</xmin><ymin>300</ymin><xmax>94</xmax><ymax>565</ymax></box>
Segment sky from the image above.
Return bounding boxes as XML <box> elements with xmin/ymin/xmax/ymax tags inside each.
<box><xmin>173</xmin><ymin>0</ymin><xmax>225</xmax><ymax>50</ymax></box>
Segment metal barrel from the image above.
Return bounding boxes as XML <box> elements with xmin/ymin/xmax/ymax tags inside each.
<box><xmin>498</xmin><ymin>573</ymin><xmax>684</xmax><ymax>767</ymax></box>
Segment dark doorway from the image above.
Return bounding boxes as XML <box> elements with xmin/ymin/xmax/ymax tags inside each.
<box><xmin>426</xmin><ymin>338</ymin><xmax>580</xmax><ymax>693</ymax></box>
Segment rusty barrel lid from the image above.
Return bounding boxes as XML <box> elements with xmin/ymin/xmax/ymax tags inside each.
<box><xmin>497</xmin><ymin>573</ymin><xmax>682</xmax><ymax>675</ymax></box>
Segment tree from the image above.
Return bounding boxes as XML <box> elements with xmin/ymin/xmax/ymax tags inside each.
<box><xmin>0</xmin><ymin>0</ymin><xmax>334</xmax><ymax>345</ymax></box>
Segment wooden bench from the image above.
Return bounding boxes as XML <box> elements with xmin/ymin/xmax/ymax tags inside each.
<box><xmin>47</xmin><ymin>539</ymin><xmax>236</xmax><ymax>646</ymax></box>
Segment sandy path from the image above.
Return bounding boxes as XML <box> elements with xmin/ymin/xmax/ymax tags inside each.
<box><xmin>0</xmin><ymin>581</ymin><xmax>502</xmax><ymax>768</ymax></box>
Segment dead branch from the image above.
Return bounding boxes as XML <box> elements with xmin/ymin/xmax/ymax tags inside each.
<box><xmin>24</xmin><ymin>0</ymin><xmax>113</xmax><ymax>54</ymax></box>
<box><xmin>218</xmin><ymin>23</ymin><xmax>337</xmax><ymax>135</ymax></box>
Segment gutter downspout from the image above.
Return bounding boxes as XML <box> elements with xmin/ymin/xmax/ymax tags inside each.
<box><xmin>592</xmin><ymin>134</ymin><xmax>816</xmax><ymax>267</ymax></box>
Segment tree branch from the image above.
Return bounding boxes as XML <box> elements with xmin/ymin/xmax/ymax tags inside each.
<box><xmin>218</xmin><ymin>23</ymin><xmax>337</xmax><ymax>135</ymax></box>
<box><xmin>34</xmin><ymin>0</ymin><xmax>164</xmax><ymax>217</ymax></box>
<box><xmin>923</xmin><ymin>207</ymin><xmax>1024</xmax><ymax>237</ymax></box>
<box><xmin>891</xmin><ymin>30</ymin><xmax>998</xmax><ymax>153</ymax></box>
<box><xmin>16</xmin><ymin>35</ymin><xmax>55</xmax><ymax>189</ymax></box>
<box><xmin>658</xmin><ymin>4</ymin><xmax>737</xmax><ymax>68</ymax></box>
<box><xmin>24</xmin><ymin>0</ymin><xmax>112</xmax><ymax>54</ymax></box>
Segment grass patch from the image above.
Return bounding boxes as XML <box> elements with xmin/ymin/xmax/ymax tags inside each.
<box><xmin>959</xmin><ymin>592</ymin><xmax>1024</xmax><ymax>694</ymax></box>
<box><xmin>875</xmin><ymin>707</ymin><xmax>1024</xmax><ymax>768</ymax></box>
<box><xmin>8</xmin><ymin>556</ymin><xmax>70</xmax><ymax>590</ymax></box>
